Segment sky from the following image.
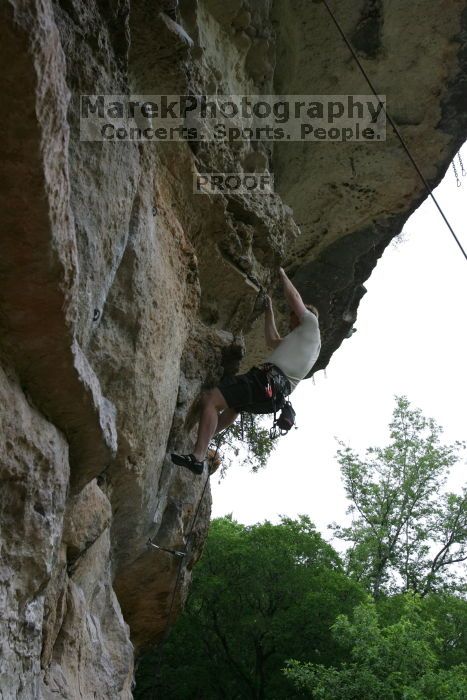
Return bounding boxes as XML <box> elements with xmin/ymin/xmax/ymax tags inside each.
<box><xmin>211</xmin><ymin>145</ymin><xmax>467</xmax><ymax>546</ymax></box>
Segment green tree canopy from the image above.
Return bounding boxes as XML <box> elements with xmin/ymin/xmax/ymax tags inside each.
<box><xmin>377</xmin><ymin>592</ymin><xmax>467</xmax><ymax>669</ymax></box>
<box><xmin>284</xmin><ymin>595</ymin><xmax>467</xmax><ymax>700</ymax></box>
<box><xmin>332</xmin><ymin>396</ymin><xmax>467</xmax><ymax>597</ymax></box>
<box><xmin>135</xmin><ymin>516</ymin><xmax>365</xmax><ymax>699</ymax></box>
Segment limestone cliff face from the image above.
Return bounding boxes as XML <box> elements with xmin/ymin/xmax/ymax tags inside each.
<box><xmin>0</xmin><ymin>0</ymin><xmax>465</xmax><ymax>697</ymax></box>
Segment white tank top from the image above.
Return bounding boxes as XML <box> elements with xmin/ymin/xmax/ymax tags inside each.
<box><xmin>265</xmin><ymin>310</ymin><xmax>321</xmax><ymax>393</ymax></box>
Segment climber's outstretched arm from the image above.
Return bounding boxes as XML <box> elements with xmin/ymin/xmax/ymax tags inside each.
<box><xmin>264</xmin><ymin>295</ymin><xmax>282</xmax><ymax>349</ymax></box>
<box><xmin>279</xmin><ymin>267</ymin><xmax>307</xmax><ymax>319</ymax></box>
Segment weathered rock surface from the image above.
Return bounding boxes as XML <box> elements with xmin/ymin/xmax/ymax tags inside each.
<box><xmin>0</xmin><ymin>0</ymin><xmax>466</xmax><ymax>697</ymax></box>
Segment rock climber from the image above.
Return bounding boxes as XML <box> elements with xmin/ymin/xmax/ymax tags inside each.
<box><xmin>171</xmin><ymin>267</ymin><xmax>321</xmax><ymax>474</ymax></box>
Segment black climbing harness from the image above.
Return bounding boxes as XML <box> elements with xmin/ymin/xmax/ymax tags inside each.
<box><xmin>259</xmin><ymin>363</ymin><xmax>297</xmax><ymax>439</ymax></box>
<box><xmin>238</xmin><ymin>363</ymin><xmax>296</xmax><ymax>440</ymax></box>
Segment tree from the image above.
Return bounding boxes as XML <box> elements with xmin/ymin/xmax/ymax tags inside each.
<box><xmin>332</xmin><ymin>397</ymin><xmax>467</xmax><ymax>597</ymax></box>
<box><xmin>135</xmin><ymin>516</ymin><xmax>365</xmax><ymax>699</ymax></box>
<box><xmin>377</xmin><ymin>592</ymin><xmax>467</xmax><ymax>669</ymax></box>
<box><xmin>284</xmin><ymin>596</ymin><xmax>467</xmax><ymax>700</ymax></box>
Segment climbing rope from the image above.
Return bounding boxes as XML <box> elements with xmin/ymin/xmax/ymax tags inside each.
<box><xmin>320</xmin><ymin>0</ymin><xmax>467</xmax><ymax>263</ymax></box>
<box><xmin>148</xmin><ymin>434</ymin><xmax>222</xmax><ymax>693</ymax></box>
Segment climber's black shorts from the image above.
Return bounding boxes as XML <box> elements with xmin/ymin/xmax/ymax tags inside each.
<box><xmin>218</xmin><ymin>365</ymin><xmax>290</xmax><ymax>414</ymax></box>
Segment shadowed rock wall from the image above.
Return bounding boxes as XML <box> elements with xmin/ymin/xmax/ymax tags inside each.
<box><xmin>0</xmin><ymin>0</ymin><xmax>466</xmax><ymax>697</ymax></box>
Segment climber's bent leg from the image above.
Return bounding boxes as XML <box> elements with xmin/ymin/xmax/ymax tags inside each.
<box><xmin>214</xmin><ymin>407</ymin><xmax>240</xmax><ymax>435</ymax></box>
<box><xmin>171</xmin><ymin>388</ymin><xmax>232</xmax><ymax>474</ymax></box>
<box><xmin>172</xmin><ymin>372</ymin><xmax>253</xmax><ymax>475</ymax></box>
<box><xmin>172</xmin><ymin>387</ymin><xmax>229</xmax><ymax>474</ymax></box>
<box><xmin>192</xmin><ymin>388</ymin><xmax>228</xmax><ymax>461</ymax></box>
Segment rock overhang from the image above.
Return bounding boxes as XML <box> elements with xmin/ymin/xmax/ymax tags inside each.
<box><xmin>1</xmin><ymin>0</ymin><xmax>466</xmax><ymax>696</ymax></box>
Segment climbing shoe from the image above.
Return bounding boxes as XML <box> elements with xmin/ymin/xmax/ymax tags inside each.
<box><xmin>171</xmin><ymin>453</ymin><xmax>205</xmax><ymax>475</ymax></box>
